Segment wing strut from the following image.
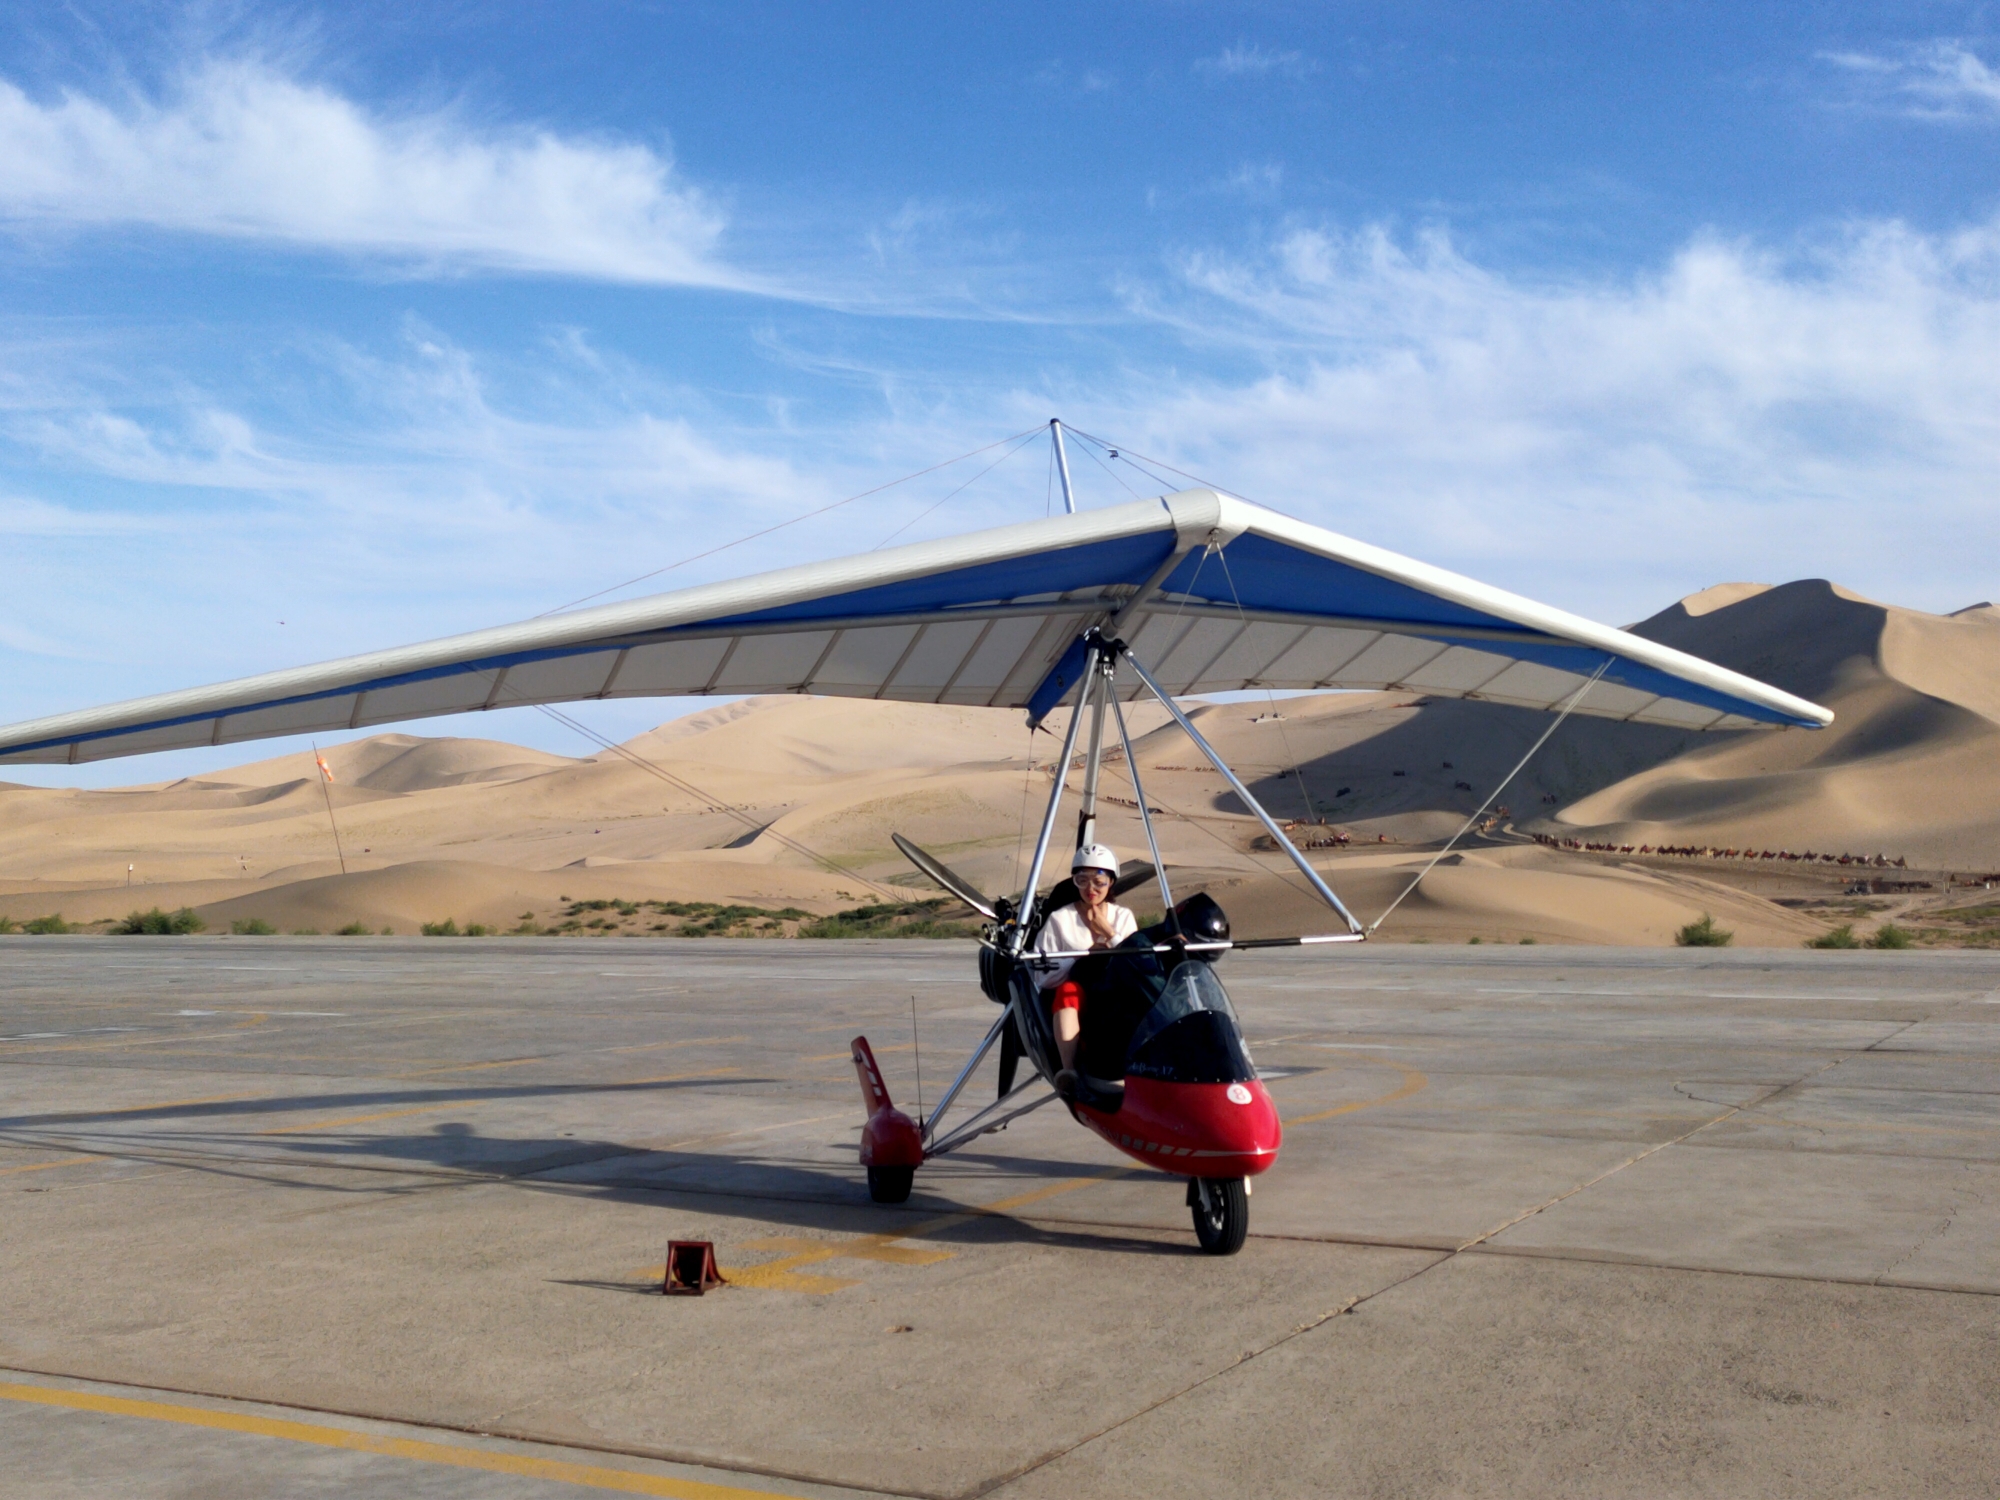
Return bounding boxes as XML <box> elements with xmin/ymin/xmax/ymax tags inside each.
<box><xmin>1116</xmin><ymin>637</ymin><xmax>1365</xmax><ymax>936</ymax></box>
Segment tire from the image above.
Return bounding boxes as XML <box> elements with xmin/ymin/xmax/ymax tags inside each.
<box><xmin>867</xmin><ymin>1164</ymin><xmax>914</xmax><ymax>1204</ymax></box>
<box><xmin>1189</xmin><ymin>1176</ymin><xmax>1249</xmax><ymax>1255</ymax></box>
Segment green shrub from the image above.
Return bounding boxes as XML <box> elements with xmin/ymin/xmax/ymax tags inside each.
<box><xmin>230</xmin><ymin>918</ymin><xmax>276</xmax><ymax>935</ymax></box>
<box><xmin>0</xmin><ymin>915</ymin><xmax>15</xmax><ymax>934</ymax></box>
<box><xmin>1807</xmin><ymin>924</ymin><xmax>1862</xmax><ymax>949</ymax></box>
<box><xmin>1868</xmin><ymin>923</ymin><xmax>1914</xmax><ymax>950</ymax></box>
<box><xmin>292</xmin><ymin>928</ymin><xmax>321</xmax><ymax>935</ymax></box>
<box><xmin>335</xmin><ymin>921</ymin><xmax>372</xmax><ymax>936</ymax></box>
<box><xmin>1519</xmin><ymin>937</ymin><xmax>1537</xmax><ymax>945</ymax></box>
<box><xmin>1467</xmin><ymin>936</ymin><xmax>1482</xmax><ymax>945</ymax></box>
<box><xmin>464</xmin><ymin>923</ymin><xmax>491</xmax><ymax>937</ymax></box>
<box><xmin>113</xmin><ymin>907</ymin><xmax>205</xmax><ymax>935</ymax></box>
<box><xmin>797</xmin><ymin>899</ymin><xmax>980</xmax><ymax>939</ymax></box>
<box><xmin>1675</xmin><ymin>913</ymin><xmax>1733</xmax><ymax>947</ymax></box>
<box><xmin>23</xmin><ymin>914</ymin><xmax>74</xmax><ymax>934</ymax></box>
<box><xmin>420</xmin><ymin>919</ymin><xmax>460</xmax><ymax>936</ymax></box>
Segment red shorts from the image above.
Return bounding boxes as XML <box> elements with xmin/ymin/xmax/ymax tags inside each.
<box><xmin>1050</xmin><ymin>979</ymin><xmax>1084</xmax><ymax>1013</ymax></box>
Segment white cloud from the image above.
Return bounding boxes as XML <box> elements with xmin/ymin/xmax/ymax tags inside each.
<box><xmin>1092</xmin><ymin>217</ymin><xmax>2000</xmax><ymax>620</ymax></box>
<box><xmin>1194</xmin><ymin>44</ymin><xmax>1314</xmax><ymax>80</ymax></box>
<box><xmin>0</xmin><ymin>494</ymin><xmax>174</xmax><ymax>535</ymax></box>
<box><xmin>0</xmin><ymin>58</ymin><xmax>749</xmax><ymax>285</ymax></box>
<box><xmin>1822</xmin><ymin>40</ymin><xmax>2000</xmax><ymax>121</ymax></box>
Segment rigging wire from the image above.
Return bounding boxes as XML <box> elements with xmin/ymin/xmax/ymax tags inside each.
<box><xmin>1069</xmin><ymin>431</ymin><xmax>1145</xmax><ymax>500</ymax></box>
<box><xmin>1098</xmin><ymin>747</ymin><xmax>1329</xmax><ymax>911</ymax></box>
<box><xmin>1062</xmin><ymin>425</ymin><xmax>1239</xmax><ymax>502</ymax></box>
<box><xmin>1366</xmin><ymin>661</ymin><xmax>1611</xmax><ymax>936</ymax></box>
<box><xmin>871</xmin><ymin>427</ymin><xmax>1044</xmax><ymax>550</ymax></box>
<box><xmin>537</xmin><ymin>425</ymin><xmax>1043</xmax><ymax>618</ymax></box>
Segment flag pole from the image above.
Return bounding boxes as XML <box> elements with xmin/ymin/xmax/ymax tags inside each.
<box><xmin>311</xmin><ymin>741</ymin><xmax>349</xmax><ymax>876</ymax></box>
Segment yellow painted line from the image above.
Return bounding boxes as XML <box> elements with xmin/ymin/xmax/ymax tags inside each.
<box><xmin>262</xmin><ymin>1105</ymin><xmax>454</xmax><ymax>1135</ymax></box>
<box><xmin>640</xmin><ymin>1168</ymin><xmax>1141</xmax><ymax>1296</ymax></box>
<box><xmin>392</xmin><ymin>1057</ymin><xmax>547</xmax><ymax>1079</ymax></box>
<box><xmin>804</xmin><ymin>1042</ymin><xmax>911</xmax><ymax>1063</ymax></box>
<box><xmin>0</xmin><ymin>1380</ymin><xmax>806</xmax><ymax>1498</ymax></box>
<box><xmin>653</xmin><ymin>1111</ymin><xmax>852</xmax><ymax>1153</ymax></box>
<box><xmin>618</xmin><ymin>1067</ymin><xmax>739</xmax><ymax>1087</ymax></box>
<box><xmin>1282</xmin><ymin>1054</ymin><xmax>1429</xmax><ymax>1126</ymax></box>
<box><xmin>601</xmin><ymin>1035</ymin><xmax>747</xmax><ymax>1056</ymax></box>
<box><xmin>0</xmin><ymin>1155</ymin><xmax>97</xmax><ymax>1177</ymax></box>
<box><xmin>2</xmin><ymin>1013</ymin><xmax>271</xmax><ymax>1056</ymax></box>
<box><xmin>0</xmin><ymin>1091</ymin><xmax>273</xmax><ymax>1128</ymax></box>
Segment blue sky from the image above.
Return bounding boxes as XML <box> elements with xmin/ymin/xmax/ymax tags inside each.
<box><xmin>2</xmin><ymin>2</ymin><xmax>1998</xmax><ymax>784</ymax></box>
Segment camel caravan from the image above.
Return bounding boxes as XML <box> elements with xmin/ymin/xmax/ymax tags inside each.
<box><xmin>1533</xmin><ymin>833</ymin><xmax>1909</xmax><ymax>869</ymax></box>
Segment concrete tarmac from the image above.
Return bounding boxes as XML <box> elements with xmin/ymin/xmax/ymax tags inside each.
<box><xmin>2</xmin><ymin>937</ymin><xmax>1996</xmax><ymax>1498</ymax></box>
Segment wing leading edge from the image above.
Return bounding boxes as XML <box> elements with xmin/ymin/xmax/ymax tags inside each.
<box><xmin>0</xmin><ymin>489</ymin><xmax>1831</xmax><ymax>765</ymax></box>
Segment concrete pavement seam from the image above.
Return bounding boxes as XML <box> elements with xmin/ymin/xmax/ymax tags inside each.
<box><xmin>958</xmin><ymin>1249</ymin><xmax>1455</xmax><ymax>1500</ymax></box>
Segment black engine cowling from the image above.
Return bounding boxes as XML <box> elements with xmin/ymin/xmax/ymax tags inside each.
<box><xmin>1142</xmin><ymin>891</ymin><xmax>1231</xmax><ymax>957</ymax></box>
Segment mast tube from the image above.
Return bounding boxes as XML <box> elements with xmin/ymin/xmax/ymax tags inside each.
<box><xmin>1075</xmin><ymin>655</ymin><xmax>1109</xmax><ymax>848</ymax></box>
<box><xmin>1010</xmin><ymin>640</ymin><xmax>1096</xmax><ymax>954</ymax></box>
<box><xmin>1050</xmin><ymin>419</ymin><xmax>1077</xmax><ymax>515</ymax></box>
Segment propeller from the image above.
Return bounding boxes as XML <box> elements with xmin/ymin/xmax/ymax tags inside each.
<box><xmin>891</xmin><ymin>833</ymin><xmax>998</xmax><ymax>919</ymax></box>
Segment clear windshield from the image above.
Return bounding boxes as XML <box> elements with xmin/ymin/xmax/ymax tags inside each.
<box><xmin>1127</xmin><ymin>963</ymin><xmax>1240</xmax><ymax>1059</ymax></box>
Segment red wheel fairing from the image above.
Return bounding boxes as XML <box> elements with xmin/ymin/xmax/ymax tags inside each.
<box><xmin>1076</xmin><ymin>1077</ymin><xmax>1281</xmax><ymax>1177</ymax></box>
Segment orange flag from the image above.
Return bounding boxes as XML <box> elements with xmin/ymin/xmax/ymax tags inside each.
<box><xmin>315</xmin><ymin>752</ymin><xmax>335</xmax><ymax>783</ymax></box>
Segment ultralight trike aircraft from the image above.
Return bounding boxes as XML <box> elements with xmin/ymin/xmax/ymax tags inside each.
<box><xmin>0</xmin><ymin>423</ymin><xmax>1830</xmax><ymax>1254</ymax></box>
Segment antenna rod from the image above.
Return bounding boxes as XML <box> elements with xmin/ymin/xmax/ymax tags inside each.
<box><xmin>1050</xmin><ymin>419</ymin><xmax>1077</xmax><ymax>514</ymax></box>
<box><xmin>910</xmin><ymin>994</ymin><xmax>923</xmax><ymax>1127</ymax></box>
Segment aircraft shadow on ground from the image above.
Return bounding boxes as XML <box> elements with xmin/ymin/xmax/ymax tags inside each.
<box><xmin>3</xmin><ymin>1094</ymin><xmax>1195</xmax><ymax>1255</ymax></box>
<box><xmin>0</xmin><ymin>1075</ymin><xmax>772</xmax><ymax>1132</ymax></box>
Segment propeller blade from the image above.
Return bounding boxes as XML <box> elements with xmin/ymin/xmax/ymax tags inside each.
<box><xmin>1110</xmin><ymin>860</ymin><xmax>1158</xmax><ymax>901</ymax></box>
<box><xmin>891</xmin><ymin>833</ymin><xmax>997</xmax><ymax>919</ymax></box>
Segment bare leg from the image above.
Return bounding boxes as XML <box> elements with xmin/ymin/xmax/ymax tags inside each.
<box><xmin>1055</xmin><ymin>1007</ymin><xmax>1080</xmax><ymax>1072</ymax></box>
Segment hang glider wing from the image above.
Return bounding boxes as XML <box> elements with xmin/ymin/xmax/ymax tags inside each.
<box><xmin>0</xmin><ymin>489</ymin><xmax>1831</xmax><ymax>766</ymax></box>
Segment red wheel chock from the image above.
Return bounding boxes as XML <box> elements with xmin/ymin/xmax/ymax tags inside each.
<box><xmin>663</xmin><ymin>1240</ymin><xmax>727</xmax><ymax>1295</ymax></box>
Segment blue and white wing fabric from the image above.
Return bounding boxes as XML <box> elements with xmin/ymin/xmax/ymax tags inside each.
<box><xmin>0</xmin><ymin>490</ymin><xmax>1829</xmax><ymax>766</ymax></box>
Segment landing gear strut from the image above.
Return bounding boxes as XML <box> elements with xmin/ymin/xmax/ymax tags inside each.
<box><xmin>1188</xmin><ymin>1176</ymin><xmax>1249</xmax><ymax>1255</ymax></box>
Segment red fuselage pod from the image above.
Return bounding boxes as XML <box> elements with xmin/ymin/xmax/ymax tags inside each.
<box><xmin>1075</xmin><ymin>1076</ymin><xmax>1282</xmax><ymax>1177</ymax></box>
<box><xmin>851</xmin><ymin>1035</ymin><xmax>924</xmax><ymax>1167</ymax></box>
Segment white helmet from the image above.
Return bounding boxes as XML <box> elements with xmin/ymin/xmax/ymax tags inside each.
<box><xmin>1072</xmin><ymin>844</ymin><xmax>1119</xmax><ymax>878</ymax></box>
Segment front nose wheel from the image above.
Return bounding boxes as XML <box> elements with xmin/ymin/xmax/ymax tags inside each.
<box><xmin>1188</xmin><ymin>1176</ymin><xmax>1248</xmax><ymax>1255</ymax></box>
<box><xmin>867</xmin><ymin>1164</ymin><xmax>914</xmax><ymax>1203</ymax></box>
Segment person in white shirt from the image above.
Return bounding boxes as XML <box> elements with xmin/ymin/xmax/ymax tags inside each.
<box><xmin>1031</xmin><ymin>844</ymin><xmax>1137</xmax><ymax>1094</ymax></box>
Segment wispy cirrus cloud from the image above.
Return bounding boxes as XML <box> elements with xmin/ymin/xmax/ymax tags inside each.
<box><xmin>1194</xmin><ymin>44</ymin><xmax>1314</xmax><ymax>81</ymax></box>
<box><xmin>0</xmin><ymin>57</ymin><xmax>753</xmax><ymax>286</ymax></box>
<box><xmin>1097</xmin><ymin>215</ymin><xmax>2000</xmax><ymax>620</ymax></box>
<box><xmin>1821</xmin><ymin>39</ymin><xmax>2000</xmax><ymax>121</ymax></box>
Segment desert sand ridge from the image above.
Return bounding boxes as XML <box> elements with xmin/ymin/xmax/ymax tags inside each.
<box><xmin>1</xmin><ymin>578</ymin><xmax>1995</xmax><ymax>944</ymax></box>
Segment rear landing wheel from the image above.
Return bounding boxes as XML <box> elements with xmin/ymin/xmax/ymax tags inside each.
<box><xmin>867</xmin><ymin>1164</ymin><xmax>914</xmax><ymax>1203</ymax></box>
<box><xmin>1189</xmin><ymin>1176</ymin><xmax>1248</xmax><ymax>1255</ymax></box>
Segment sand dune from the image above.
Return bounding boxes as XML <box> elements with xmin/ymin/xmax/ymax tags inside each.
<box><xmin>2</xmin><ymin>577</ymin><xmax>1995</xmax><ymax>945</ymax></box>
<box><xmin>1554</xmin><ymin>580</ymin><xmax>2000</xmax><ymax>866</ymax></box>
